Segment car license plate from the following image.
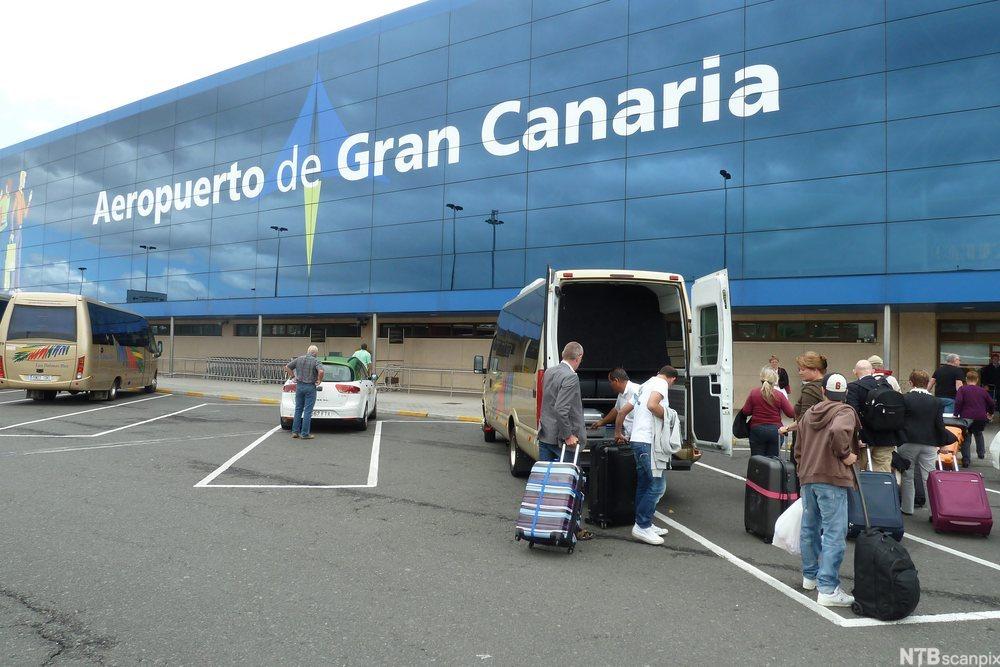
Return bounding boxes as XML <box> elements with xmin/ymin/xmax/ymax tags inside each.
<box><xmin>313</xmin><ymin>411</ymin><xmax>333</xmax><ymax>418</ymax></box>
<box><xmin>27</xmin><ymin>374</ymin><xmax>56</xmax><ymax>381</ymax></box>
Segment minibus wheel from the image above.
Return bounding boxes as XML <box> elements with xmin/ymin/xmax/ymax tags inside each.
<box><xmin>508</xmin><ymin>426</ymin><xmax>532</xmax><ymax>478</ymax></box>
<box><xmin>107</xmin><ymin>379</ymin><xmax>120</xmax><ymax>401</ymax></box>
<box><xmin>144</xmin><ymin>373</ymin><xmax>157</xmax><ymax>394</ymax></box>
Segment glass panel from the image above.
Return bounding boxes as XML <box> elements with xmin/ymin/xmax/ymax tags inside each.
<box><xmin>888</xmin><ymin>107</ymin><xmax>1000</xmax><ymax>171</ymax></box>
<box><xmin>527</xmin><ymin>202</ymin><xmax>624</xmax><ymax>247</ymax></box>
<box><xmin>744</xmin><ymin>174</ymin><xmax>885</xmax><ymax>232</ymax></box>
<box><xmin>527</xmin><ymin>159</ymin><xmax>625</xmax><ymax>209</ymax></box>
<box><xmin>889</xmin><ymin>162</ymin><xmax>1000</xmax><ymax>222</ymax></box>
<box><xmin>747</xmin><ymin>125</ymin><xmax>885</xmax><ymax>186</ymax></box>
<box><xmin>530</xmin><ymin>38</ymin><xmax>627</xmax><ymax>97</ymax></box>
<box><xmin>939</xmin><ymin>343</ymin><xmax>989</xmax><ymax>366</ymax></box>
<box><xmin>887</xmin><ymin>217</ymin><xmax>1000</xmax><ymax>273</ymax></box>
<box><xmin>747</xmin><ymin>0</ymin><xmax>883</xmax><ymax>49</ymax></box>
<box><xmin>700</xmin><ymin>305</ymin><xmax>719</xmax><ymax>364</ymax></box>
<box><xmin>748</xmin><ymin>25</ymin><xmax>883</xmax><ymax>90</ymax></box>
<box><xmin>379</xmin><ymin>12</ymin><xmax>449</xmax><ymax>62</ymax></box>
<box><xmin>378</xmin><ymin>48</ymin><xmax>448</xmax><ymax>97</ymax></box>
<box><xmin>735</xmin><ymin>322</ymin><xmax>773</xmax><ymax>340</ymax></box>
<box><xmin>628</xmin><ymin>11</ymin><xmax>742</xmax><ymax>74</ymax></box>
<box><xmin>450</xmin><ymin>0</ymin><xmax>531</xmax><ymax>42</ymax></box>
<box><xmin>624</xmin><ymin>236</ymin><xmax>724</xmax><ymax>280</ymax></box>
<box><xmin>888</xmin><ymin>53</ymin><xmax>1000</xmax><ymax>121</ymax></box>
<box><xmin>531</xmin><ymin>0</ymin><xmax>627</xmax><ymax>57</ymax></box>
<box><xmin>626</xmin><ymin>190</ymin><xmax>726</xmax><ymax>240</ymax></box>
<box><xmin>449</xmin><ymin>25</ymin><xmax>530</xmax><ymax>79</ymax></box>
<box><xmin>743</xmin><ymin>224</ymin><xmax>885</xmax><ymax>278</ymax></box>
<box><xmin>318</xmin><ymin>34</ymin><xmax>378</xmax><ymax>80</ymax></box>
<box><xmin>887</xmin><ymin>2</ymin><xmax>1000</xmax><ymax>70</ymax></box>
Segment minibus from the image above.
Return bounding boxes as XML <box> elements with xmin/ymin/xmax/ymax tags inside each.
<box><xmin>0</xmin><ymin>292</ymin><xmax>161</xmax><ymax>400</ymax></box>
<box><xmin>475</xmin><ymin>269</ymin><xmax>733</xmax><ymax>476</ymax></box>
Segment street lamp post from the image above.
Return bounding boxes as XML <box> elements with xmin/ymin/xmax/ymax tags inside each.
<box><xmin>485</xmin><ymin>209</ymin><xmax>504</xmax><ymax>289</ymax></box>
<box><xmin>269</xmin><ymin>225</ymin><xmax>288</xmax><ymax>297</ymax></box>
<box><xmin>77</xmin><ymin>267</ymin><xmax>87</xmax><ymax>295</ymax></box>
<box><xmin>138</xmin><ymin>244</ymin><xmax>157</xmax><ymax>292</ymax></box>
<box><xmin>719</xmin><ymin>169</ymin><xmax>732</xmax><ymax>269</ymax></box>
<box><xmin>445</xmin><ymin>203</ymin><xmax>463</xmax><ymax>290</ymax></box>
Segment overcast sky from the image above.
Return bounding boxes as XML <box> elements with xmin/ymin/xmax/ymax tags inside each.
<box><xmin>0</xmin><ymin>0</ymin><xmax>426</xmax><ymax>149</ymax></box>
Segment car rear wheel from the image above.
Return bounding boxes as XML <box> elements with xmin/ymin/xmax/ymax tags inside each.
<box><xmin>508</xmin><ymin>426</ymin><xmax>532</xmax><ymax>478</ymax></box>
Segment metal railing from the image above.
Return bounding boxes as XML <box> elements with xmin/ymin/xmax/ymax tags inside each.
<box><xmin>164</xmin><ymin>357</ymin><xmax>481</xmax><ymax>394</ymax></box>
<box><xmin>167</xmin><ymin>357</ymin><xmax>289</xmax><ymax>383</ymax></box>
<box><xmin>374</xmin><ymin>364</ymin><xmax>481</xmax><ymax>396</ymax></box>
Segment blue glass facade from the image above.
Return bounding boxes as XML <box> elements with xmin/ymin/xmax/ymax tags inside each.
<box><xmin>1</xmin><ymin>0</ymin><xmax>999</xmax><ymax>318</ymax></box>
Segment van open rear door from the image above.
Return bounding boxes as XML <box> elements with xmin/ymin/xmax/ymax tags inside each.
<box><xmin>689</xmin><ymin>270</ymin><xmax>733</xmax><ymax>455</ymax></box>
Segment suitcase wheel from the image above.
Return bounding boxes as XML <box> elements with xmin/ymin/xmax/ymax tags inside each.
<box><xmin>851</xmin><ymin>602</ymin><xmax>863</xmax><ymax>616</ymax></box>
<box><xmin>567</xmin><ymin>546</ymin><xmax>574</xmax><ymax>554</ymax></box>
<box><xmin>528</xmin><ymin>542</ymin><xmax>535</xmax><ymax>550</ymax></box>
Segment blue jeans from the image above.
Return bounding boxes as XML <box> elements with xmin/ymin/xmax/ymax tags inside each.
<box><xmin>800</xmin><ymin>483</ymin><xmax>849</xmax><ymax>594</ymax></box>
<box><xmin>749</xmin><ymin>424</ymin><xmax>781</xmax><ymax>458</ymax></box>
<box><xmin>538</xmin><ymin>441</ymin><xmax>561</xmax><ymax>462</ymax></box>
<box><xmin>632</xmin><ymin>441</ymin><xmax>667</xmax><ymax>529</ymax></box>
<box><xmin>293</xmin><ymin>383</ymin><xmax>317</xmax><ymax>436</ymax></box>
<box><xmin>938</xmin><ymin>397</ymin><xmax>955</xmax><ymax>415</ymax></box>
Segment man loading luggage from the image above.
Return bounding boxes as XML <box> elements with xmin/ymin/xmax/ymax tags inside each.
<box><xmin>536</xmin><ymin>341</ymin><xmax>593</xmax><ymax>542</ymax></box>
<box><xmin>589</xmin><ymin>368</ymin><xmax>640</xmax><ymax>442</ymax></box>
<box><xmin>846</xmin><ymin>359</ymin><xmax>902</xmax><ymax>473</ymax></box>
<box><xmin>795</xmin><ymin>373</ymin><xmax>860</xmax><ymax>607</ymax></box>
<box><xmin>615</xmin><ymin>365</ymin><xmax>680</xmax><ymax>546</ymax></box>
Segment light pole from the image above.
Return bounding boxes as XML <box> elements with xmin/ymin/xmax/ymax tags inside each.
<box><xmin>446</xmin><ymin>203</ymin><xmax>463</xmax><ymax>290</ymax></box>
<box><xmin>269</xmin><ymin>225</ymin><xmax>288</xmax><ymax>297</ymax></box>
<box><xmin>138</xmin><ymin>244</ymin><xmax>157</xmax><ymax>292</ymax></box>
<box><xmin>719</xmin><ymin>169</ymin><xmax>732</xmax><ymax>270</ymax></box>
<box><xmin>77</xmin><ymin>267</ymin><xmax>87</xmax><ymax>295</ymax></box>
<box><xmin>485</xmin><ymin>209</ymin><xmax>504</xmax><ymax>289</ymax></box>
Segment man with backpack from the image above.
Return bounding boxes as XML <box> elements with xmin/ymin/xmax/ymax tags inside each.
<box><xmin>847</xmin><ymin>359</ymin><xmax>904</xmax><ymax>473</ymax></box>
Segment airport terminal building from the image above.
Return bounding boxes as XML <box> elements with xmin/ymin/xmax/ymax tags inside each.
<box><xmin>1</xmin><ymin>0</ymin><xmax>999</xmax><ymax>397</ymax></box>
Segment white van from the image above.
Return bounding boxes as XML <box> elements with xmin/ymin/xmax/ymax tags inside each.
<box><xmin>474</xmin><ymin>268</ymin><xmax>732</xmax><ymax>476</ymax></box>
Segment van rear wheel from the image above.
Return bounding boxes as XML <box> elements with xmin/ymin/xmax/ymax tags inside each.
<box><xmin>107</xmin><ymin>379</ymin><xmax>120</xmax><ymax>401</ymax></box>
<box><xmin>144</xmin><ymin>373</ymin><xmax>157</xmax><ymax>394</ymax></box>
<box><xmin>508</xmin><ymin>428</ymin><xmax>532</xmax><ymax>478</ymax></box>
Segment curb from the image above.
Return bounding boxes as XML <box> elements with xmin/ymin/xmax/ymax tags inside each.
<box><xmin>155</xmin><ymin>387</ymin><xmax>481</xmax><ymax>423</ymax></box>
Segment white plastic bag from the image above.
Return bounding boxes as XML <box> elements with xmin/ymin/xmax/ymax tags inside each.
<box><xmin>990</xmin><ymin>431</ymin><xmax>1000</xmax><ymax>471</ymax></box>
<box><xmin>772</xmin><ymin>498</ymin><xmax>803</xmax><ymax>556</ymax></box>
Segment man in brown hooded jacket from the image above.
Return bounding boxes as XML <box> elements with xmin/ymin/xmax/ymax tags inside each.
<box><xmin>793</xmin><ymin>372</ymin><xmax>860</xmax><ymax>608</ymax></box>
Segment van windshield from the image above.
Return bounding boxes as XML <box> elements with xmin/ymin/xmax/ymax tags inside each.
<box><xmin>7</xmin><ymin>305</ymin><xmax>78</xmax><ymax>341</ymax></box>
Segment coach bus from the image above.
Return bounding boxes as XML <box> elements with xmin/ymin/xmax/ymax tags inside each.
<box><xmin>474</xmin><ymin>269</ymin><xmax>733</xmax><ymax>476</ymax></box>
<box><xmin>0</xmin><ymin>292</ymin><xmax>161</xmax><ymax>401</ymax></box>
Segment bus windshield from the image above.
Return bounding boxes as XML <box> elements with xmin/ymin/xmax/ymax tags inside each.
<box><xmin>7</xmin><ymin>305</ymin><xmax>77</xmax><ymax>341</ymax></box>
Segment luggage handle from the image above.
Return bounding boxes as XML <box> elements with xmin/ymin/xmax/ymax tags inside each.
<box><xmin>851</xmin><ymin>465</ymin><xmax>872</xmax><ymax>531</ymax></box>
<box><xmin>559</xmin><ymin>441</ymin><xmax>581</xmax><ymax>466</ymax></box>
<box><xmin>936</xmin><ymin>453</ymin><xmax>959</xmax><ymax>472</ymax></box>
<box><xmin>865</xmin><ymin>447</ymin><xmax>873</xmax><ymax>472</ymax></box>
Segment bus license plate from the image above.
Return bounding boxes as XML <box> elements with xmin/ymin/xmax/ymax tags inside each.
<box><xmin>27</xmin><ymin>374</ymin><xmax>56</xmax><ymax>381</ymax></box>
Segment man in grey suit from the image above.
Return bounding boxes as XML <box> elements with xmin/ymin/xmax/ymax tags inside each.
<box><xmin>537</xmin><ymin>341</ymin><xmax>587</xmax><ymax>462</ymax></box>
<box><xmin>536</xmin><ymin>341</ymin><xmax>592</xmax><ymax>540</ymax></box>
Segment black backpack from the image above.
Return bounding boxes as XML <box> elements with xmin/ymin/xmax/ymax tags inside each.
<box><xmin>863</xmin><ymin>377</ymin><xmax>905</xmax><ymax>432</ymax></box>
<box><xmin>851</xmin><ymin>466</ymin><xmax>920</xmax><ymax>620</ymax></box>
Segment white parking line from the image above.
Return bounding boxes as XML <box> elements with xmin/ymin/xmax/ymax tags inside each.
<box><xmin>195</xmin><ymin>421</ymin><xmax>387</xmax><ymax>489</ymax></box>
<box><xmin>22</xmin><ymin>430</ymin><xmax>263</xmax><ymax>456</ymax></box>
<box><xmin>654</xmin><ymin>510</ymin><xmax>1000</xmax><ymax>627</ymax></box>
<box><xmin>692</xmin><ymin>460</ymin><xmax>1000</xmax><ymax>572</ymax></box>
<box><xmin>0</xmin><ymin>393</ymin><xmax>170</xmax><ymax>431</ymax></box>
<box><xmin>0</xmin><ymin>398</ymin><xmax>31</xmax><ymax>405</ymax></box>
<box><xmin>0</xmin><ymin>389</ymin><xmax>23</xmax><ymax>394</ymax></box>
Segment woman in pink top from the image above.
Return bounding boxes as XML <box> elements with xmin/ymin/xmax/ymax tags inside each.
<box><xmin>742</xmin><ymin>367</ymin><xmax>795</xmax><ymax>457</ymax></box>
<box><xmin>954</xmin><ymin>369</ymin><xmax>996</xmax><ymax>465</ymax></box>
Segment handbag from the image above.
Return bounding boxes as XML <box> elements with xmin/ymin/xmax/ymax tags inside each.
<box><xmin>732</xmin><ymin>409</ymin><xmax>750</xmax><ymax>439</ymax></box>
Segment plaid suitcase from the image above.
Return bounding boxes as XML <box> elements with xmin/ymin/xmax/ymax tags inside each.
<box><xmin>515</xmin><ymin>444</ymin><xmax>584</xmax><ymax>553</ymax></box>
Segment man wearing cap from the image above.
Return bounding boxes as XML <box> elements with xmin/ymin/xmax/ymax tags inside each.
<box><xmin>793</xmin><ymin>373</ymin><xmax>861</xmax><ymax>608</ymax></box>
<box><xmin>868</xmin><ymin>355</ymin><xmax>900</xmax><ymax>392</ymax></box>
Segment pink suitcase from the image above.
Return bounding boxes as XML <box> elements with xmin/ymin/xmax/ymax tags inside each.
<box><xmin>926</xmin><ymin>458</ymin><xmax>993</xmax><ymax>536</ymax></box>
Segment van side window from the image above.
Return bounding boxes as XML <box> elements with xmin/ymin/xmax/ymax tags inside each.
<box><xmin>699</xmin><ymin>305</ymin><xmax>720</xmax><ymax>365</ymax></box>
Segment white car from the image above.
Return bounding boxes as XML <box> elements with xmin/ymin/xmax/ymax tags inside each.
<box><xmin>280</xmin><ymin>356</ymin><xmax>377</xmax><ymax>431</ymax></box>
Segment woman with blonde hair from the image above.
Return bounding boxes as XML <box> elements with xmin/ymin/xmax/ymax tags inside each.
<box><xmin>741</xmin><ymin>366</ymin><xmax>795</xmax><ymax>457</ymax></box>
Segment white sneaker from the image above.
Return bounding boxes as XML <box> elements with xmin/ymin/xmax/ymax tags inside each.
<box><xmin>651</xmin><ymin>525</ymin><xmax>669</xmax><ymax>536</ymax></box>
<box><xmin>817</xmin><ymin>587</ymin><xmax>855</xmax><ymax>607</ymax></box>
<box><xmin>802</xmin><ymin>577</ymin><xmax>817</xmax><ymax>591</ymax></box>
<box><xmin>631</xmin><ymin>524</ymin><xmax>664</xmax><ymax>546</ymax></box>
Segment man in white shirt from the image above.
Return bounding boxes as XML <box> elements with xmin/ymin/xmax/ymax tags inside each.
<box><xmin>590</xmin><ymin>368</ymin><xmax>640</xmax><ymax>441</ymax></box>
<box><xmin>615</xmin><ymin>365</ymin><xmax>679</xmax><ymax>546</ymax></box>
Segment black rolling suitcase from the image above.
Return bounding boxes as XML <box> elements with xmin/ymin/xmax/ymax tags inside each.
<box><xmin>744</xmin><ymin>455</ymin><xmax>798</xmax><ymax>543</ymax></box>
<box><xmin>587</xmin><ymin>442</ymin><xmax>637</xmax><ymax>528</ymax></box>
<box><xmin>847</xmin><ymin>449</ymin><xmax>904</xmax><ymax>541</ymax></box>
<box><xmin>851</xmin><ymin>466</ymin><xmax>920</xmax><ymax>620</ymax></box>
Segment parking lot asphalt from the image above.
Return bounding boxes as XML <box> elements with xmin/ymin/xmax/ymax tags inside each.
<box><xmin>1</xmin><ymin>391</ymin><xmax>998</xmax><ymax>665</ymax></box>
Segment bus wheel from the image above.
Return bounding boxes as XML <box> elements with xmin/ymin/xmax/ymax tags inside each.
<box><xmin>107</xmin><ymin>379</ymin><xmax>120</xmax><ymax>401</ymax></box>
<box><xmin>508</xmin><ymin>427</ymin><xmax>532</xmax><ymax>478</ymax></box>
